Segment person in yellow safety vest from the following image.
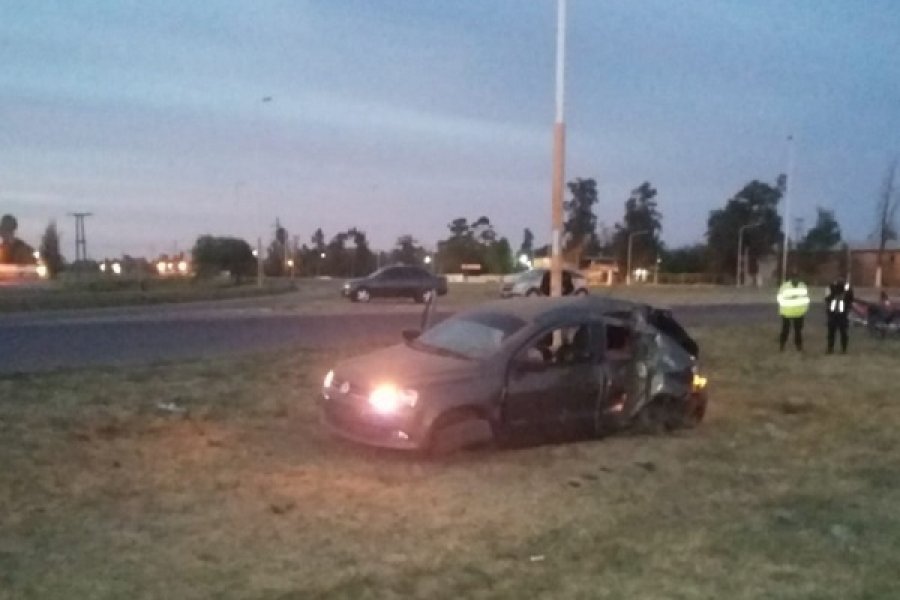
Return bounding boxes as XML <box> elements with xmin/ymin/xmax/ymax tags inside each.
<box><xmin>776</xmin><ymin>274</ymin><xmax>810</xmax><ymax>351</ymax></box>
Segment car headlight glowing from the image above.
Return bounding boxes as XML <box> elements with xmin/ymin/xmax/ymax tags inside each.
<box><xmin>368</xmin><ymin>384</ymin><xmax>418</xmax><ymax>413</ymax></box>
<box><xmin>323</xmin><ymin>369</ymin><xmax>335</xmax><ymax>389</ymax></box>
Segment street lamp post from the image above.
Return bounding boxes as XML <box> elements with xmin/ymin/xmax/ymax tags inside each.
<box><xmin>780</xmin><ymin>134</ymin><xmax>795</xmax><ymax>282</ymax></box>
<box><xmin>626</xmin><ymin>230</ymin><xmax>650</xmax><ymax>285</ymax></box>
<box><xmin>736</xmin><ymin>222</ymin><xmax>761</xmax><ymax>287</ymax></box>
<box><xmin>256</xmin><ymin>237</ymin><xmax>263</xmax><ymax>288</ymax></box>
<box><xmin>549</xmin><ymin>0</ymin><xmax>567</xmax><ymax>297</ymax></box>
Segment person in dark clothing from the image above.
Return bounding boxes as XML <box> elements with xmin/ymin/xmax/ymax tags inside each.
<box><xmin>825</xmin><ymin>277</ymin><xmax>854</xmax><ymax>354</ymax></box>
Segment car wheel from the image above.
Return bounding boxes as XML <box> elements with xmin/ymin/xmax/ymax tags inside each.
<box><xmin>682</xmin><ymin>392</ymin><xmax>707</xmax><ymax>428</ymax></box>
<box><xmin>633</xmin><ymin>395</ymin><xmax>681</xmax><ymax>434</ymax></box>
<box><xmin>414</xmin><ymin>289</ymin><xmax>433</xmax><ymax>304</ymax></box>
<box><xmin>574</xmin><ymin>288</ymin><xmax>589</xmax><ymax>296</ymax></box>
<box><xmin>427</xmin><ymin>410</ymin><xmax>493</xmax><ymax>457</ymax></box>
<box><xmin>353</xmin><ymin>287</ymin><xmax>371</xmax><ymax>303</ymax></box>
<box><xmin>526</xmin><ymin>288</ymin><xmax>541</xmax><ymax>297</ymax></box>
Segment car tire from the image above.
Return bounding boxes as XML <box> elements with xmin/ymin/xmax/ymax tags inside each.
<box><xmin>574</xmin><ymin>288</ymin><xmax>589</xmax><ymax>296</ymax></box>
<box><xmin>426</xmin><ymin>410</ymin><xmax>493</xmax><ymax>458</ymax></box>
<box><xmin>526</xmin><ymin>288</ymin><xmax>541</xmax><ymax>297</ymax></box>
<box><xmin>633</xmin><ymin>395</ymin><xmax>679</xmax><ymax>434</ymax></box>
<box><xmin>414</xmin><ymin>289</ymin><xmax>433</xmax><ymax>304</ymax></box>
<box><xmin>353</xmin><ymin>287</ymin><xmax>371</xmax><ymax>303</ymax></box>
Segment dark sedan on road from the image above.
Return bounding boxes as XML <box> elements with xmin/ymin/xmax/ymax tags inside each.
<box><xmin>342</xmin><ymin>265</ymin><xmax>448</xmax><ymax>303</ymax></box>
<box><xmin>321</xmin><ymin>295</ymin><xmax>707</xmax><ymax>455</ymax></box>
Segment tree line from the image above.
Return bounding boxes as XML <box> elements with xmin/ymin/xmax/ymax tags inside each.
<box><xmin>6</xmin><ymin>159</ymin><xmax>897</xmax><ymax>283</ymax></box>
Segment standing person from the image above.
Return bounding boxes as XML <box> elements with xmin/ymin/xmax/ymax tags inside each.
<box><xmin>776</xmin><ymin>273</ymin><xmax>810</xmax><ymax>351</ymax></box>
<box><xmin>825</xmin><ymin>277</ymin><xmax>854</xmax><ymax>354</ymax></box>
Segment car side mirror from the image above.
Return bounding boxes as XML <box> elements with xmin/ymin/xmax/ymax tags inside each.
<box><xmin>402</xmin><ymin>328</ymin><xmax>420</xmax><ymax>342</ymax></box>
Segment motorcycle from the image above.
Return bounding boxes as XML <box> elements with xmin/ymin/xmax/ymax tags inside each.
<box><xmin>850</xmin><ymin>299</ymin><xmax>900</xmax><ymax>337</ymax></box>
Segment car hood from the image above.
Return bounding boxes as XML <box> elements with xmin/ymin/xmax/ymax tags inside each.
<box><xmin>335</xmin><ymin>342</ymin><xmax>481</xmax><ymax>389</ymax></box>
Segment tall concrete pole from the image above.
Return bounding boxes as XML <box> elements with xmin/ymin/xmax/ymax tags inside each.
<box><xmin>550</xmin><ymin>0</ymin><xmax>567</xmax><ymax>297</ymax></box>
<box><xmin>780</xmin><ymin>135</ymin><xmax>795</xmax><ymax>282</ymax></box>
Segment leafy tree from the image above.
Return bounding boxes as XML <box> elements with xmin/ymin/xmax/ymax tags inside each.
<box><xmin>311</xmin><ymin>228</ymin><xmax>326</xmax><ymax>252</ymax></box>
<box><xmin>192</xmin><ymin>235</ymin><xmax>256</xmax><ymax>283</ymax></box>
<box><xmin>448</xmin><ymin>218</ymin><xmax>471</xmax><ymax>239</ymax></box>
<box><xmin>873</xmin><ymin>159</ymin><xmax>899</xmax><ymax>287</ymax></box>
<box><xmin>323</xmin><ymin>232</ymin><xmax>349</xmax><ymax>277</ymax></box>
<box><xmin>484</xmin><ymin>237</ymin><xmax>514</xmax><ymax>274</ymax></box>
<box><xmin>563</xmin><ymin>178</ymin><xmax>600</xmax><ymax>262</ymax></box>
<box><xmin>391</xmin><ymin>234</ymin><xmax>423</xmax><ymax>265</ymax></box>
<box><xmin>706</xmin><ymin>179</ymin><xmax>783</xmax><ymax>278</ymax></box>
<box><xmin>518</xmin><ymin>228</ymin><xmax>534</xmax><ymax>259</ymax></box>
<box><xmin>307</xmin><ymin>228</ymin><xmax>327</xmax><ymax>276</ymax></box>
<box><xmin>264</xmin><ymin>219</ymin><xmax>289</xmax><ymax>276</ymax></box>
<box><xmin>661</xmin><ymin>244</ymin><xmax>708</xmax><ymax>273</ymax></box>
<box><xmin>0</xmin><ymin>214</ymin><xmax>36</xmax><ymax>265</ymax></box>
<box><xmin>435</xmin><ymin>216</ymin><xmax>511</xmax><ymax>274</ymax></box>
<box><xmin>799</xmin><ymin>207</ymin><xmax>842</xmax><ymax>252</ymax></box>
<box><xmin>611</xmin><ymin>182</ymin><xmax>663</xmax><ymax>275</ymax></box>
<box><xmin>471</xmin><ymin>216</ymin><xmax>497</xmax><ymax>245</ymax></box>
<box><xmin>348</xmin><ymin>228</ymin><xmax>376</xmax><ymax>276</ymax></box>
<box><xmin>436</xmin><ymin>218</ymin><xmax>481</xmax><ymax>273</ymax></box>
<box><xmin>39</xmin><ymin>220</ymin><xmax>65</xmax><ymax>277</ymax></box>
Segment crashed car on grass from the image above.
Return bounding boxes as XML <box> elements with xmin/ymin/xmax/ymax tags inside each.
<box><xmin>320</xmin><ymin>295</ymin><xmax>707</xmax><ymax>455</ymax></box>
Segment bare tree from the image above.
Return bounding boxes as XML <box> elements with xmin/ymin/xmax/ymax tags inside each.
<box><xmin>874</xmin><ymin>159</ymin><xmax>899</xmax><ymax>287</ymax></box>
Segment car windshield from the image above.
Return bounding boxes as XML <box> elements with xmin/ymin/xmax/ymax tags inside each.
<box><xmin>413</xmin><ymin>312</ymin><xmax>526</xmax><ymax>360</ymax></box>
<box><xmin>518</xmin><ymin>270</ymin><xmax>544</xmax><ymax>282</ymax></box>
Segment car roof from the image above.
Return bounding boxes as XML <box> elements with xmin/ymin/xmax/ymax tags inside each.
<box><xmin>457</xmin><ymin>295</ymin><xmax>645</xmax><ymax>324</ymax></box>
<box><xmin>524</xmin><ymin>268</ymin><xmax>583</xmax><ymax>276</ymax></box>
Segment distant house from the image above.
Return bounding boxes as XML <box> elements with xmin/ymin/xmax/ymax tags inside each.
<box><xmin>531</xmin><ymin>254</ymin><xmax>617</xmax><ymax>286</ymax></box>
<box><xmin>847</xmin><ymin>242</ymin><xmax>900</xmax><ymax>287</ymax></box>
<box><xmin>792</xmin><ymin>242</ymin><xmax>900</xmax><ymax>287</ymax></box>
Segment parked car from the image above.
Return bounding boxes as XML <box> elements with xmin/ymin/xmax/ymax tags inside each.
<box><xmin>320</xmin><ymin>295</ymin><xmax>707</xmax><ymax>455</ymax></box>
<box><xmin>500</xmin><ymin>268</ymin><xmax>589</xmax><ymax>298</ymax></box>
<box><xmin>342</xmin><ymin>265</ymin><xmax>448</xmax><ymax>303</ymax></box>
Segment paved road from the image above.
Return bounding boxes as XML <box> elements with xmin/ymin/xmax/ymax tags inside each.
<box><xmin>0</xmin><ymin>300</ymin><xmax>782</xmax><ymax>374</ymax></box>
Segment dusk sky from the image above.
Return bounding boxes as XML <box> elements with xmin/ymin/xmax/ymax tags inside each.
<box><xmin>2</xmin><ymin>1</ymin><xmax>899</xmax><ymax>259</ymax></box>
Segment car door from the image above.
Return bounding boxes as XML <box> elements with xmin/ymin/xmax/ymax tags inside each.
<box><xmin>503</xmin><ymin>322</ymin><xmax>602</xmax><ymax>435</ymax></box>
<box><xmin>404</xmin><ymin>266</ymin><xmax>429</xmax><ymax>297</ymax></box>
<box><xmin>374</xmin><ymin>267</ymin><xmax>402</xmax><ymax>297</ymax></box>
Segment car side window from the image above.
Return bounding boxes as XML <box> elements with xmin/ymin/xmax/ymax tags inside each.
<box><xmin>517</xmin><ymin>323</ymin><xmax>594</xmax><ymax>368</ymax></box>
<box><xmin>380</xmin><ymin>267</ymin><xmax>401</xmax><ymax>280</ymax></box>
<box><xmin>605</xmin><ymin>324</ymin><xmax>633</xmax><ymax>358</ymax></box>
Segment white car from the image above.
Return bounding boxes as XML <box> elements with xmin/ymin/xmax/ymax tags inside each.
<box><xmin>500</xmin><ymin>268</ymin><xmax>589</xmax><ymax>298</ymax></box>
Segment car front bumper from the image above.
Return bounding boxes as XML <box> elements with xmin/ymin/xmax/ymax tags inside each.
<box><xmin>320</xmin><ymin>394</ymin><xmax>425</xmax><ymax>451</ymax></box>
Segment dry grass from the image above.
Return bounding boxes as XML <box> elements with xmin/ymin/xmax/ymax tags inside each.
<box><xmin>2</xmin><ymin>326</ymin><xmax>899</xmax><ymax>599</ymax></box>
<box><xmin>0</xmin><ymin>278</ymin><xmax>296</xmax><ymax>313</ymax></box>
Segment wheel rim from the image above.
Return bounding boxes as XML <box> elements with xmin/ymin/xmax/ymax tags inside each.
<box><xmin>356</xmin><ymin>289</ymin><xmax>370</xmax><ymax>302</ymax></box>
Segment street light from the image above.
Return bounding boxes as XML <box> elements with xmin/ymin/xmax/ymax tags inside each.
<box><xmin>626</xmin><ymin>230</ymin><xmax>650</xmax><ymax>285</ymax></box>
<box><xmin>780</xmin><ymin>134</ymin><xmax>795</xmax><ymax>282</ymax></box>
<box><xmin>549</xmin><ymin>0</ymin><xmax>567</xmax><ymax>297</ymax></box>
<box><xmin>736</xmin><ymin>221</ymin><xmax>762</xmax><ymax>287</ymax></box>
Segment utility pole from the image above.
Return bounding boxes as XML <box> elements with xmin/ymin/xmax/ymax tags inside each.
<box><xmin>549</xmin><ymin>0</ymin><xmax>567</xmax><ymax>297</ymax></box>
<box><xmin>68</xmin><ymin>212</ymin><xmax>93</xmax><ymax>263</ymax></box>
<box><xmin>257</xmin><ymin>237</ymin><xmax>263</xmax><ymax>288</ymax></box>
<box><xmin>780</xmin><ymin>135</ymin><xmax>795</xmax><ymax>282</ymax></box>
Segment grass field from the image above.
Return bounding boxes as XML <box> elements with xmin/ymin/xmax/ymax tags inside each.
<box><xmin>0</xmin><ymin>277</ymin><xmax>296</xmax><ymax>313</ymax></box>
<box><xmin>2</xmin><ymin>326</ymin><xmax>899</xmax><ymax>599</ymax></box>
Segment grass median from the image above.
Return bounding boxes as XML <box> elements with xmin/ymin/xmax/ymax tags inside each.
<box><xmin>2</xmin><ymin>325</ymin><xmax>899</xmax><ymax>599</ymax></box>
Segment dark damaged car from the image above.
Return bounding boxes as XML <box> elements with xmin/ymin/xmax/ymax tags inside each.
<box><xmin>320</xmin><ymin>295</ymin><xmax>707</xmax><ymax>454</ymax></box>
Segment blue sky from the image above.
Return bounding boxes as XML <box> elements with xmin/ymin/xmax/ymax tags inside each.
<box><xmin>1</xmin><ymin>0</ymin><xmax>898</xmax><ymax>258</ymax></box>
